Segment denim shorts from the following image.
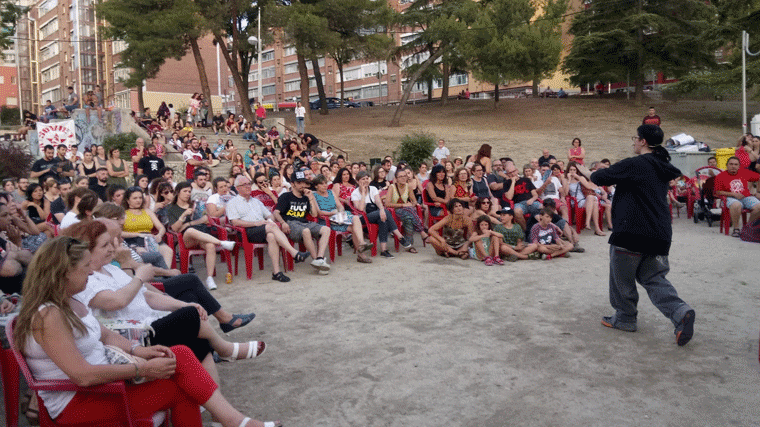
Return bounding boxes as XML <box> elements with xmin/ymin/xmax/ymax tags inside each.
<box><xmin>726</xmin><ymin>196</ymin><xmax>760</xmax><ymax>210</ymax></box>
<box><xmin>514</xmin><ymin>200</ymin><xmax>542</xmax><ymax>215</ymax></box>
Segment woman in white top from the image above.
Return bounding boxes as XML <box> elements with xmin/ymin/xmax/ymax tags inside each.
<box><xmin>350</xmin><ymin>171</ymin><xmax>410</xmax><ymax>258</ymax></box>
<box><xmin>60</xmin><ymin>190</ymin><xmax>99</xmax><ymax>230</ymax></box>
<box><xmin>13</xmin><ymin>236</ymin><xmax>281</xmax><ymax>427</ymax></box>
<box><xmin>295</xmin><ymin>101</ymin><xmax>306</xmax><ymax>134</ymax></box>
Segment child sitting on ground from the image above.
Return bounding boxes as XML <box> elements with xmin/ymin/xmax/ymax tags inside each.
<box><xmin>530</xmin><ymin>208</ymin><xmax>573</xmax><ymax>260</ymax></box>
<box><xmin>524</xmin><ymin>199</ymin><xmax>584</xmax><ymax>253</ymax></box>
<box><xmin>468</xmin><ymin>215</ymin><xmax>504</xmax><ymax>266</ymax></box>
<box><xmin>495</xmin><ymin>208</ymin><xmax>539</xmax><ymax>261</ymax></box>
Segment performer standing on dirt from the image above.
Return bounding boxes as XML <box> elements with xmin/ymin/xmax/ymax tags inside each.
<box><xmin>577</xmin><ymin>124</ymin><xmax>695</xmax><ymax>346</ymax></box>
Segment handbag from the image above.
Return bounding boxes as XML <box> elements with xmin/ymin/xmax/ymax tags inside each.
<box><xmin>102</xmin><ymin>345</ymin><xmax>148</xmax><ymax>384</ymax></box>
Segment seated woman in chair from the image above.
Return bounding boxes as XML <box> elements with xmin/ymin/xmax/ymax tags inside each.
<box><xmin>13</xmin><ymin>236</ymin><xmax>281</xmax><ymax>427</ymax></box>
<box><xmin>312</xmin><ymin>174</ymin><xmax>373</xmax><ymax>263</ymax></box>
<box><xmin>350</xmin><ymin>171</ymin><xmax>410</xmax><ymax>258</ymax></box>
<box><xmin>167</xmin><ymin>182</ymin><xmax>236</xmax><ymax>290</ymax></box>
<box><xmin>121</xmin><ymin>187</ymin><xmax>173</xmax><ymax>268</ymax></box>
<box><xmin>384</xmin><ymin>167</ymin><xmax>429</xmax><ymax>253</ymax></box>
<box><xmin>566</xmin><ymin>161</ymin><xmax>605</xmax><ymax>236</ymax></box>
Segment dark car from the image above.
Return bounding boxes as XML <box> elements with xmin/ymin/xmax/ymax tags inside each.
<box><xmin>309</xmin><ymin>97</ymin><xmax>361</xmax><ymax>109</ymax></box>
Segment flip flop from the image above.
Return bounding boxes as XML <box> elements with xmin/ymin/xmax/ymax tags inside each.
<box><xmin>407</xmin><ymin>247</ymin><xmax>418</xmax><ymax>254</ymax></box>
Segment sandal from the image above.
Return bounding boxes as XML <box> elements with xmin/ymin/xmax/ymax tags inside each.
<box><xmin>220</xmin><ymin>313</ymin><xmax>256</xmax><ymax>333</ymax></box>
<box><xmin>406</xmin><ymin>247</ymin><xmax>418</xmax><ymax>254</ymax></box>
<box><xmin>272</xmin><ymin>272</ymin><xmax>291</xmax><ymax>282</ymax></box>
<box><xmin>357</xmin><ymin>253</ymin><xmax>373</xmax><ymax>263</ymax></box>
<box><xmin>493</xmin><ymin>256</ymin><xmax>504</xmax><ymax>265</ymax></box>
<box><xmin>358</xmin><ymin>242</ymin><xmax>374</xmax><ymax>253</ymax></box>
<box><xmin>483</xmin><ymin>256</ymin><xmax>494</xmax><ymax>266</ymax></box>
<box><xmin>220</xmin><ymin>341</ymin><xmax>266</xmax><ymax>362</ymax></box>
<box><xmin>239</xmin><ymin>417</ymin><xmax>282</xmax><ymax>427</ymax></box>
<box><xmin>294</xmin><ymin>251</ymin><xmax>309</xmax><ymax>263</ymax></box>
<box><xmin>731</xmin><ymin>228</ymin><xmax>741</xmax><ymax>237</ymax></box>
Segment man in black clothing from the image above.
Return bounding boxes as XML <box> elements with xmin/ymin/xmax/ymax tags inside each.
<box><xmin>137</xmin><ymin>144</ymin><xmax>166</xmax><ymax>181</ymax></box>
<box><xmin>30</xmin><ymin>145</ymin><xmax>60</xmax><ymax>183</ymax></box>
<box><xmin>538</xmin><ymin>149</ymin><xmax>556</xmax><ymax>166</ymax></box>
<box><xmin>585</xmin><ymin>124</ymin><xmax>695</xmax><ymax>346</ymax></box>
<box><xmin>300</xmin><ymin>133</ymin><xmax>319</xmax><ymax>152</ymax></box>
<box><xmin>89</xmin><ymin>167</ymin><xmax>109</xmax><ymax>201</ymax></box>
<box><xmin>54</xmin><ymin>144</ymin><xmax>76</xmax><ymax>183</ymax></box>
<box><xmin>49</xmin><ymin>180</ymin><xmax>72</xmax><ymax>224</ymax></box>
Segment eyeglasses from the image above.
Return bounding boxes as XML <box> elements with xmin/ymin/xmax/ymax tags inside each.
<box><xmin>631</xmin><ymin>136</ymin><xmax>641</xmax><ymax>142</ymax></box>
<box><xmin>482</xmin><ymin>201</ymin><xmax>491</xmax><ymax>204</ymax></box>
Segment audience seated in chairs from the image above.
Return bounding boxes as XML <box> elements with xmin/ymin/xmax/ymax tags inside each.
<box><xmin>714</xmin><ymin>156</ymin><xmax>760</xmax><ymax>236</ymax></box>
<box><xmin>12</xmin><ymin>236</ymin><xmax>280</xmax><ymax>427</ymax></box>
<box><xmin>167</xmin><ymin>182</ymin><xmax>236</xmax><ymax>290</ymax></box>
<box><xmin>351</xmin><ymin>170</ymin><xmax>411</xmax><ymax>258</ymax></box>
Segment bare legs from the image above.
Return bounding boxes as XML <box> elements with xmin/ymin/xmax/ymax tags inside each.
<box><xmin>182</xmin><ymin>228</ymin><xmax>222</xmax><ymax>277</ymax></box>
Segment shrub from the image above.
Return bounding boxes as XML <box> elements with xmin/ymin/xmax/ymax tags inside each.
<box><xmin>395</xmin><ymin>131</ymin><xmax>436</xmax><ymax>170</ymax></box>
<box><xmin>0</xmin><ymin>106</ymin><xmax>20</xmax><ymax>127</ymax></box>
<box><xmin>102</xmin><ymin>132</ymin><xmax>138</xmax><ymax>161</ymax></box>
<box><xmin>0</xmin><ymin>141</ymin><xmax>35</xmax><ymax>180</ymax></box>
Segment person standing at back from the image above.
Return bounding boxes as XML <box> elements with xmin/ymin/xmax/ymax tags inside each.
<box><xmin>584</xmin><ymin>124</ymin><xmax>695</xmax><ymax>346</ymax></box>
<box><xmin>642</xmin><ymin>106</ymin><xmax>661</xmax><ymax>126</ymax></box>
<box><xmin>295</xmin><ymin>101</ymin><xmax>306</xmax><ymax>134</ymax></box>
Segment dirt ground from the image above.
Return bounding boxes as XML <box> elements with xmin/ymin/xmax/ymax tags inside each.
<box><xmin>206</xmin><ymin>99</ymin><xmax>760</xmax><ymax>427</ymax></box>
<box><xmin>5</xmin><ymin>98</ymin><xmax>760</xmax><ymax>427</ymax></box>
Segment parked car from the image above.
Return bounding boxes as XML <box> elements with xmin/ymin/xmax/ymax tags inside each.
<box><xmin>309</xmin><ymin>97</ymin><xmax>361</xmax><ymax>109</ymax></box>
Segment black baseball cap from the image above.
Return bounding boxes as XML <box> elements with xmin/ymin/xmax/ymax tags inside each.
<box><xmin>291</xmin><ymin>171</ymin><xmax>309</xmax><ymax>182</ymax></box>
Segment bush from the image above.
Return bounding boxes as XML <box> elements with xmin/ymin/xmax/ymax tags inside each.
<box><xmin>0</xmin><ymin>106</ymin><xmax>20</xmax><ymax>127</ymax></box>
<box><xmin>395</xmin><ymin>131</ymin><xmax>436</xmax><ymax>170</ymax></box>
<box><xmin>102</xmin><ymin>132</ymin><xmax>139</xmax><ymax>161</ymax></box>
<box><xmin>0</xmin><ymin>141</ymin><xmax>35</xmax><ymax>180</ymax></box>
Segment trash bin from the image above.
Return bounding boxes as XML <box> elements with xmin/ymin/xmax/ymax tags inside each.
<box><xmin>669</xmin><ymin>151</ymin><xmax>715</xmax><ymax>176</ymax></box>
<box><xmin>715</xmin><ymin>147</ymin><xmax>735</xmax><ymax>170</ymax></box>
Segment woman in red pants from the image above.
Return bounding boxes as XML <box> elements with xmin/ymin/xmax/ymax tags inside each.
<box><xmin>13</xmin><ymin>236</ymin><xmax>281</xmax><ymax>427</ymax></box>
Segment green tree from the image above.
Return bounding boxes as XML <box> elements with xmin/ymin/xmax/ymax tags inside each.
<box><xmin>563</xmin><ymin>0</ymin><xmax>720</xmax><ymax>102</ymax></box>
<box><xmin>0</xmin><ymin>0</ymin><xmax>25</xmax><ymax>51</ymax></box>
<box><xmin>98</xmin><ymin>0</ymin><xmax>210</xmax><ymax>116</ymax></box>
<box><xmin>390</xmin><ymin>0</ymin><xmax>478</xmax><ymax>127</ymax></box>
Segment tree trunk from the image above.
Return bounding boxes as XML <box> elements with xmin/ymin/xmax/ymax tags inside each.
<box><xmin>338</xmin><ymin>62</ymin><xmax>345</xmax><ymax>108</ymax></box>
<box><xmin>136</xmin><ymin>84</ymin><xmax>145</xmax><ymax>116</ymax></box>
<box><xmin>390</xmin><ymin>47</ymin><xmax>447</xmax><ymax>127</ymax></box>
<box><xmin>532</xmin><ymin>79</ymin><xmax>539</xmax><ymax>98</ymax></box>
<box><xmin>441</xmin><ymin>61</ymin><xmax>450</xmax><ymax>106</ymax></box>
<box><xmin>213</xmin><ymin>33</ymin><xmax>254</xmax><ymax>123</ymax></box>
<box><xmin>493</xmin><ymin>83</ymin><xmax>499</xmax><ymax>108</ymax></box>
<box><xmin>311</xmin><ymin>56</ymin><xmax>328</xmax><ymax>115</ymax></box>
<box><xmin>189</xmin><ymin>38</ymin><xmax>213</xmax><ymax>125</ymax></box>
<box><xmin>427</xmin><ymin>74</ymin><xmax>433</xmax><ymax>103</ymax></box>
<box><xmin>635</xmin><ymin>0</ymin><xmax>644</xmax><ymax>104</ymax></box>
<box><xmin>297</xmin><ymin>51</ymin><xmax>311</xmax><ymax>127</ymax></box>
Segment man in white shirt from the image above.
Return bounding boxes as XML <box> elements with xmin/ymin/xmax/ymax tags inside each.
<box><xmin>226</xmin><ymin>175</ymin><xmax>309</xmax><ymax>283</ymax></box>
<box><xmin>432</xmin><ymin>139</ymin><xmax>450</xmax><ymax>161</ymax></box>
<box><xmin>321</xmin><ymin>146</ymin><xmax>333</xmax><ymax>162</ymax></box>
<box><xmin>295</xmin><ymin>101</ymin><xmax>306</xmax><ymax>134</ymax></box>
<box><xmin>182</xmin><ymin>139</ymin><xmax>208</xmax><ymax>181</ymax></box>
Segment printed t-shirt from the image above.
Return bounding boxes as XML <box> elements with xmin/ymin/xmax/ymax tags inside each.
<box><xmin>505</xmin><ymin>178</ymin><xmax>536</xmax><ymax>204</ymax></box>
<box><xmin>714</xmin><ymin>169</ymin><xmax>760</xmax><ymax>198</ymax></box>
<box><xmin>275</xmin><ymin>192</ymin><xmax>310</xmax><ymax>223</ymax></box>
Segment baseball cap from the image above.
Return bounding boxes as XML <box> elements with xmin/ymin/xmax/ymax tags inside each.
<box><xmin>234</xmin><ymin>175</ymin><xmax>251</xmax><ymax>186</ymax></box>
<box><xmin>266</xmin><ymin>141</ymin><xmax>272</xmax><ymax>145</ymax></box>
<box><xmin>496</xmin><ymin>208</ymin><xmax>514</xmax><ymax>216</ymax></box>
<box><xmin>291</xmin><ymin>171</ymin><xmax>309</xmax><ymax>182</ymax></box>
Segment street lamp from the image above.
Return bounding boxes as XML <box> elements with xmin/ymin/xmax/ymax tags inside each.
<box><xmin>248</xmin><ymin>2</ymin><xmax>262</xmax><ymax>106</ymax></box>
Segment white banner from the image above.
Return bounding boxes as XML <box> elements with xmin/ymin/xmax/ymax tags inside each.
<box><xmin>36</xmin><ymin>120</ymin><xmax>77</xmax><ymax>154</ymax></box>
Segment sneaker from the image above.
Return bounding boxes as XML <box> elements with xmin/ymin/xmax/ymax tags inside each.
<box><xmin>310</xmin><ymin>257</ymin><xmax>331</xmax><ymax>271</ymax></box>
<box><xmin>380</xmin><ymin>250</ymin><xmax>395</xmax><ymax>258</ymax></box>
<box><xmin>399</xmin><ymin>237</ymin><xmax>412</xmax><ymax>249</ymax></box>
<box><xmin>601</xmin><ymin>316</ymin><xmax>637</xmax><ymax>332</ymax></box>
<box><xmin>220</xmin><ymin>241</ymin><xmax>236</xmax><ymax>251</ymax></box>
<box><xmin>674</xmin><ymin>309</ymin><xmax>695</xmax><ymax>346</ymax></box>
<box><xmin>271</xmin><ymin>272</ymin><xmax>291</xmax><ymax>282</ymax></box>
<box><xmin>206</xmin><ymin>276</ymin><xmax>218</xmax><ymax>290</ymax></box>
<box><xmin>570</xmin><ymin>244</ymin><xmax>585</xmax><ymax>253</ymax></box>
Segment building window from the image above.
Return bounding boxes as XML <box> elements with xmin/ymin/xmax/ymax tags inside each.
<box><xmin>42</xmin><ymin>87</ymin><xmax>62</xmax><ymax>103</ymax></box>
<box><xmin>260</xmin><ymin>50</ymin><xmax>274</xmax><ymax>62</ymax></box>
<box><xmin>39</xmin><ymin>0</ymin><xmax>58</xmax><ymax>14</ymax></box>
<box><xmin>113</xmin><ymin>91</ymin><xmax>130</xmax><ymax>109</ymax></box>
<box><xmin>114</xmin><ymin>67</ymin><xmax>130</xmax><ymax>82</ymax></box>
<box><xmin>40</xmin><ymin>42</ymin><xmax>59</xmax><ymax>61</ymax></box>
<box><xmin>262</xmin><ymin>84</ymin><xmax>276</xmax><ymax>96</ymax></box>
<box><xmin>283</xmin><ymin>45</ymin><xmax>296</xmax><ymax>56</ymax></box>
<box><xmin>228</xmin><ymin>76</ymin><xmax>234</xmax><ymax>88</ymax></box>
<box><xmin>41</xmin><ymin>64</ymin><xmax>60</xmax><ymax>83</ymax></box>
<box><xmin>283</xmin><ymin>62</ymin><xmax>298</xmax><ymax>74</ymax></box>
<box><xmin>361</xmin><ymin>84</ymin><xmax>387</xmax><ymax>99</ymax></box>
<box><xmin>11</xmin><ymin>76</ymin><xmax>16</xmax><ymax>84</ymax></box>
<box><xmin>39</xmin><ymin>18</ymin><xmax>58</xmax><ymax>38</ymax></box>
<box><xmin>0</xmin><ymin>76</ymin><xmax>4</xmax><ymax>84</ymax></box>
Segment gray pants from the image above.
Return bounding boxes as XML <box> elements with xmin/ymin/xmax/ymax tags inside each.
<box><xmin>608</xmin><ymin>245</ymin><xmax>692</xmax><ymax>326</ymax></box>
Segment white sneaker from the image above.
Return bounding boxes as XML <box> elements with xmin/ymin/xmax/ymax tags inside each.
<box><xmin>220</xmin><ymin>241</ymin><xmax>236</xmax><ymax>251</ymax></box>
<box><xmin>206</xmin><ymin>276</ymin><xmax>218</xmax><ymax>290</ymax></box>
<box><xmin>310</xmin><ymin>257</ymin><xmax>331</xmax><ymax>271</ymax></box>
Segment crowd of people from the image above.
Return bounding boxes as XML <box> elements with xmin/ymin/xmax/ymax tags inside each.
<box><xmin>1</xmin><ymin>103</ymin><xmax>726</xmax><ymax>425</ymax></box>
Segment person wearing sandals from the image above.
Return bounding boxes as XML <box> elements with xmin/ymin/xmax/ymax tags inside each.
<box><xmin>713</xmin><ymin>156</ymin><xmax>760</xmax><ymax>237</ymax></box>
<box><xmin>66</xmin><ymin>221</ymin><xmax>267</xmax><ymax>384</ymax></box>
<box><xmin>312</xmin><ymin>174</ymin><xmax>373</xmax><ymax>263</ymax></box>
<box><xmin>351</xmin><ymin>170</ymin><xmax>412</xmax><ymax>258</ymax></box>
<box><xmin>428</xmin><ymin>198</ymin><xmax>473</xmax><ymax>259</ymax></box>
<box><xmin>468</xmin><ymin>215</ymin><xmax>504</xmax><ymax>265</ymax></box>
<box><xmin>13</xmin><ymin>236</ymin><xmax>281</xmax><ymax>427</ymax></box>
<box><xmin>226</xmin><ymin>174</ymin><xmax>310</xmax><ymax>282</ymax></box>
<box><xmin>585</xmin><ymin>124</ymin><xmax>695</xmax><ymax>346</ymax></box>
<box><xmin>384</xmin><ymin>168</ymin><xmax>429</xmax><ymax>253</ymax></box>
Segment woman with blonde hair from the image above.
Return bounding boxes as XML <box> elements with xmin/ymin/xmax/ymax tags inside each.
<box><xmin>13</xmin><ymin>236</ymin><xmax>279</xmax><ymax>427</ymax></box>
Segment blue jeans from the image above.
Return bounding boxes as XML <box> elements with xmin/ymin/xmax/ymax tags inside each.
<box><xmin>608</xmin><ymin>245</ymin><xmax>692</xmax><ymax>326</ymax></box>
<box><xmin>363</xmin><ymin>209</ymin><xmax>398</xmax><ymax>243</ymax></box>
<box><xmin>296</xmin><ymin>117</ymin><xmax>305</xmax><ymax>134</ymax></box>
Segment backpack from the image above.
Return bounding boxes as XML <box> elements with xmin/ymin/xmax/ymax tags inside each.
<box><xmin>740</xmin><ymin>218</ymin><xmax>760</xmax><ymax>243</ymax></box>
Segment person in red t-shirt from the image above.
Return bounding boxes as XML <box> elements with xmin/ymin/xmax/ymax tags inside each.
<box><xmin>642</xmin><ymin>107</ymin><xmax>661</xmax><ymax>126</ymax></box>
<box><xmin>714</xmin><ymin>156</ymin><xmax>760</xmax><ymax>235</ymax></box>
<box><xmin>130</xmin><ymin>137</ymin><xmax>147</xmax><ymax>176</ymax></box>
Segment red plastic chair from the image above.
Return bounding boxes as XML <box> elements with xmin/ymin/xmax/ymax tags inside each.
<box><xmin>165</xmin><ymin>221</ymin><xmax>232</xmax><ymax>276</ymax></box>
<box><xmin>228</xmin><ymin>223</ymin><xmax>289</xmax><ymax>279</ymax></box>
<box><xmin>421</xmin><ymin>182</ymin><xmax>449</xmax><ymax>228</ymax></box>
<box><xmin>315</xmin><ymin>215</ymin><xmax>352</xmax><ymax>263</ymax></box>
<box><xmin>5</xmin><ymin>317</ymin><xmax>166</xmax><ymax>427</ymax></box>
<box><xmin>566</xmin><ymin>195</ymin><xmax>603</xmax><ymax>234</ymax></box>
<box><xmin>348</xmin><ymin>201</ymin><xmax>380</xmax><ymax>257</ymax></box>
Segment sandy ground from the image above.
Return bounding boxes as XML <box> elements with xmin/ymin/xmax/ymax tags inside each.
<box><xmin>4</xmin><ymin>98</ymin><xmax>760</xmax><ymax>427</ymax></box>
<box><xmin>212</xmin><ymin>218</ymin><xmax>760</xmax><ymax>427</ymax></box>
